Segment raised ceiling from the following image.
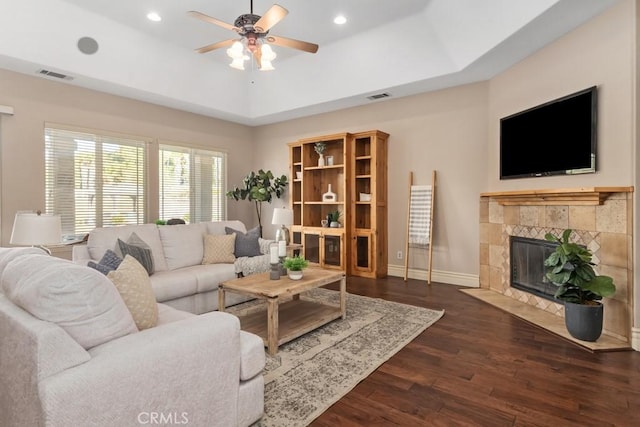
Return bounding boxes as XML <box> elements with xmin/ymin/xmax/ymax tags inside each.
<box><xmin>0</xmin><ymin>0</ymin><xmax>619</xmax><ymax>125</ymax></box>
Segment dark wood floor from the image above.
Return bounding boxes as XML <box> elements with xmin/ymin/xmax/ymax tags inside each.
<box><xmin>313</xmin><ymin>276</ymin><xmax>640</xmax><ymax>426</ymax></box>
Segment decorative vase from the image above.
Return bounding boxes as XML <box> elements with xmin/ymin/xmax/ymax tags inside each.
<box><xmin>563</xmin><ymin>301</ymin><xmax>603</xmax><ymax>342</ymax></box>
<box><xmin>330</xmin><ymin>221</ymin><xmax>339</xmax><ymax>228</ymax></box>
<box><xmin>322</xmin><ymin>184</ymin><xmax>337</xmax><ymax>202</ymax></box>
<box><xmin>318</xmin><ymin>153</ymin><xmax>325</xmax><ymax>167</ymax></box>
<box><xmin>288</xmin><ymin>270</ymin><xmax>303</xmax><ymax>280</ymax></box>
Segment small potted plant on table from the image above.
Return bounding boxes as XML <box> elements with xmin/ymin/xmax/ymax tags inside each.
<box><xmin>282</xmin><ymin>255</ymin><xmax>309</xmax><ymax>280</ymax></box>
<box><xmin>544</xmin><ymin>229</ymin><xmax>616</xmax><ymax>341</ymax></box>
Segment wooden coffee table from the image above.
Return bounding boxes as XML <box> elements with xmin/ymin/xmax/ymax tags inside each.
<box><xmin>218</xmin><ymin>268</ymin><xmax>346</xmax><ymax>355</ymax></box>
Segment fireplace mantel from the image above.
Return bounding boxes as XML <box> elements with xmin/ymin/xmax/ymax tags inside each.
<box><xmin>481</xmin><ymin>186</ymin><xmax>633</xmax><ymax>206</ymax></box>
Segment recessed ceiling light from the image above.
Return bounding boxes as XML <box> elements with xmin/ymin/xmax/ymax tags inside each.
<box><xmin>147</xmin><ymin>12</ymin><xmax>162</xmax><ymax>22</ymax></box>
<box><xmin>333</xmin><ymin>15</ymin><xmax>347</xmax><ymax>25</ymax></box>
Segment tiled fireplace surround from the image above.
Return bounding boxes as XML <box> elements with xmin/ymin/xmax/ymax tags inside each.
<box><xmin>479</xmin><ymin>188</ymin><xmax>633</xmax><ymax>343</ymax></box>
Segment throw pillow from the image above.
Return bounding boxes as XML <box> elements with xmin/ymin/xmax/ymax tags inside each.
<box><xmin>88</xmin><ymin>249</ymin><xmax>123</xmax><ymax>275</ymax></box>
<box><xmin>202</xmin><ymin>234</ymin><xmax>237</xmax><ymax>264</ymax></box>
<box><xmin>118</xmin><ymin>232</ymin><xmax>154</xmax><ymax>275</ymax></box>
<box><xmin>226</xmin><ymin>225</ymin><xmax>261</xmax><ymax>257</ymax></box>
<box><xmin>2</xmin><ymin>253</ymin><xmax>138</xmax><ymax>349</ymax></box>
<box><xmin>107</xmin><ymin>255</ymin><xmax>159</xmax><ymax>330</ymax></box>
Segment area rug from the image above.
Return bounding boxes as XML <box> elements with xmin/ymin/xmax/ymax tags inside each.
<box><xmin>227</xmin><ymin>288</ymin><xmax>445</xmax><ymax>427</ymax></box>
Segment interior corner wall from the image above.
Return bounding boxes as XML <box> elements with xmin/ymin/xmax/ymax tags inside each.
<box><xmin>252</xmin><ymin>81</ymin><xmax>490</xmax><ymax>282</ymax></box>
<box><xmin>488</xmin><ymin>0</ymin><xmax>638</xmax><ymax>347</ymax></box>
<box><xmin>0</xmin><ymin>68</ymin><xmax>255</xmax><ymax>245</ymax></box>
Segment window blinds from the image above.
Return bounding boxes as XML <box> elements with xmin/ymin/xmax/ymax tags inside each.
<box><xmin>159</xmin><ymin>144</ymin><xmax>226</xmax><ymax>223</ymax></box>
<box><xmin>45</xmin><ymin>126</ymin><xmax>147</xmax><ymax>238</ymax></box>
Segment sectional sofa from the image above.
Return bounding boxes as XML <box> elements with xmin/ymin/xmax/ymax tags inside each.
<box><xmin>0</xmin><ymin>247</ymin><xmax>265</xmax><ymax>427</ymax></box>
<box><xmin>72</xmin><ymin>220</ymin><xmax>271</xmax><ymax>314</ymax></box>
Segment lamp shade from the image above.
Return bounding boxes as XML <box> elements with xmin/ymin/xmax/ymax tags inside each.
<box><xmin>10</xmin><ymin>212</ymin><xmax>62</xmax><ymax>246</ymax></box>
<box><xmin>271</xmin><ymin>208</ymin><xmax>293</xmax><ymax>226</ymax></box>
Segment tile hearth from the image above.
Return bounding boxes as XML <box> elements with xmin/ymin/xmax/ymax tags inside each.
<box><xmin>479</xmin><ymin>187</ymin><xmax>634</xmax><ymax>348</ymax></box>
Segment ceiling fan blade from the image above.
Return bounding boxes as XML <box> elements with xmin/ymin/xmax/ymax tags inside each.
<box><xmin>254</xmin><ymin>4</ymin><xmax>288</xmax><ymax>32</ymax></box>
<box><xmin>195</xmin><ymin>39</ymin><xmax>237</xmax><ymax>54</ymax></box>
<box><xmin>253</xmin><ymin>48</ymin><xmax>263</xmax><ymax>69</ymax></box>
<box><xmin>187</xmin><ymin>11</ymin><xmax>240</xmax><ymax>33</ymax></box>
<box><xmin>268</xmin><ymin>35</ymin><xmax>319</xmax><ymax>54</ymax></box>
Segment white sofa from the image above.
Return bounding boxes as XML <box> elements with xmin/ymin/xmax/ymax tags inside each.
<box><xmin>0</xmin><ymin>247</ymin><xmax>265</xmax><ymax>427</ymax></box>
<box><xmin>73</xmin><ymin>220</ymin><xmax>271</xmax><ymax>314</ymax></box>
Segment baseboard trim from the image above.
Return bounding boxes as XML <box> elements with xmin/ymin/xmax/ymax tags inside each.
<box><xmin>387</xmin><ymin>265</ymin><xmax>479</xmax><ymax>288</ymax></box>
<box><xmin>632</xmin><ymin>327</ymin><xmax>640</xmax><ymax>351</ymax></box>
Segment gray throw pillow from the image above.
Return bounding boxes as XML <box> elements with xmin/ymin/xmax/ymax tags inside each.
<box><xmin>117</xmin><ymin>233</ymin><xmax>154</xmax><ymax>275</ymax></box>
<box><xmin>88</xmin><ymin>261</ymin><xmax>113</xmax><ymax>275</ymax></box>
<box><xmin>225</xmin><ymin>226</ymin><xmax>261</xmax><ymax>257</ymax></box>
<box><xmin>88</xmin><ymin>249</ymin><xmax>123</xmax><ymax>275</ymax></box>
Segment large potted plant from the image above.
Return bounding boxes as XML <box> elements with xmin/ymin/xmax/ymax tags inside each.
<box><xmin>226</xmin><ymin>169</ymin><xmax>288</xmax><ymax>236</ymax></box>
<box><xmin>543</xmin><ymin>229</ymin><xmax>616</xmax><ymax>341</ymax></box>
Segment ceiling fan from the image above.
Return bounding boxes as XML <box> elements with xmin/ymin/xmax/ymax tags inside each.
<box><xmin>188</xmin><ymin>1</ymin><xmax>319</xmax><ymax>71</ymax></box>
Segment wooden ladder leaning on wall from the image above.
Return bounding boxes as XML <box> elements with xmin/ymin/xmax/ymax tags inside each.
<box><xmin>403</xmin><ymin>170</ymin><xmax>437</xmax><ymax>284</ymax></box>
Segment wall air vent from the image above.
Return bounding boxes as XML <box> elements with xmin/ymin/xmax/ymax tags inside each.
<box><xmin>367</xmin><ymin>93</ymin><xmax>391</xmax><ymax>101</ymax></box>
<box><xmin>37</xmin><ymin>69</ymin><xmax>74</xmax><ymax>80</ymax></box>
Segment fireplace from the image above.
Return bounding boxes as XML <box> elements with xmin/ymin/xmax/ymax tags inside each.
<box><xmin>509</xmin><ymin>236</ymin><xmax>558</xmax><ymax>301</ymax></box>
<box><xmin>479</xmin><ymin>187</ymin><xmax>634</xmax><ymax>346</ymax></box>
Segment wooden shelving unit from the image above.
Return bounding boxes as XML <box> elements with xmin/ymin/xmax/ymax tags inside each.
<box><xmin>288</xmin><ymin>130</ymin><xmax>388</xmax><ymax>277</ymax></box>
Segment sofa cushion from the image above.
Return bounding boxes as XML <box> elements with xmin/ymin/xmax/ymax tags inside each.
<box><xmin>0</xmin><ymin>247</ymin><xmax>47</xmax><ymax>278</ymax></box>
<box><xmin>202</xmin><ymin>234</ymin><xmax>236</xmax><ymax>264</ymax></box>
<box><xmin>158</xmin><ymin>223</ymin><xmax>206</xmax><ymax>270</ymax></box>
<box><xmin>88</xmin><ymin>249</ymin><xmax>122</xmax><ymax>275</ymax></box>
<box><xmin>150</xmin><ymin>269</ymin><xmax>198</xmax><ymax>303</ymax></box>
<box><xmin>240</xmin><ymin>331</ymin><xmax>266</xmax><ymax>381</ymax></box>
<box><xmin>226</xmin><ymin>226</ymin><xmax>261</xmax><ymax>258</ymax></box>
<box><xmin>156</xmin><ymin>302</ymin><xmax>195</xmax><ymax>326</ymax></box>
<box><xmin>118</xmin><ymin>233</ymin><xmax>155</xmax><ymax>275</ymax></box>
<box><xmin>87</xmin><ymin>224</ymin><xmax>168</xmax><ymax>272</ymax></box>
<box><xmin>107</xmin><ymin>255</ymin><xmax>159</xmax><ymax>330</ymax></box>
<box><xmin>1</xmin><ymin>254</ymin><xmax>137</xmax><ymax>349</ymax></box>
<box><xmin>190</xmin><ymin>263</ymin><xmax>237</xmax><ymax>293</ymax></box>
<box><xmin>204</xmin><ymin>220</ymin><xmax>247</xmax><ymax>236</ymax></box>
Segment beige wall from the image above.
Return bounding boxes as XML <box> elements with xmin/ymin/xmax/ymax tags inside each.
<box><xmin>0</xmin><ymin>0</ymin><xmax>635</xmax><ymax>289</ymax></box>
<box><xmin>253</xmin><ymin>82</ymin><xmax>489</xmax><ymax>281</ymax></box>
<box><xmin>488</xmin><ymin>0</ymin><xmax>635</xmax><ymax>191</ymax></box>
<box><xmin>0</xmin><ymin>68</ymin><xmax>255</xmax><ymax>246</ymax></box>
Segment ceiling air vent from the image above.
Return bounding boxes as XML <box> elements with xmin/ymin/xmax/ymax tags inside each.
<box><xmin>367</xmin><ymin>93</ymin><xmax>390</xmax><ymax>101</ymax></box>
<box><xmin>37</xmin><ymin>69</ymin><xmax>74</xmax><ymax>81</ymax></box>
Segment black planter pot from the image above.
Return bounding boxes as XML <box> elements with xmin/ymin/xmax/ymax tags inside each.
<box><xmin>564</xmin><ymin>301</ymin><xmax>603</xmax><ymax>342</ymax></box>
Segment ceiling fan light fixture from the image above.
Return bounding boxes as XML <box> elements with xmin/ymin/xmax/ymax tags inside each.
<box><xmin>229</xmin><ymin>57</ymin><xmax>246</xmax><ymax>70</ymax></box>
<box><xmin>260</xmin><ymin>60</ymin><xmax>275</xmax><ymax>71</ymax></box>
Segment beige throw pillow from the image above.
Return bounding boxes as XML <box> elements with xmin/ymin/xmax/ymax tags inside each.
<box><xmin>202</xmin><ymin>233</ymin><xmax>236</xmax><ymax>264</ymax></box>
<box><xmin>107</xmin><ymin>255</ymin><xmax>158</xmax><ymax>330</ymax></box>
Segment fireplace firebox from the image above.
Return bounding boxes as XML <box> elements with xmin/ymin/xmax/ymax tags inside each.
<box><xmin>509</xmin><ymin>236</ymin><xmax>559</xmax><ymax>301</ymax></box>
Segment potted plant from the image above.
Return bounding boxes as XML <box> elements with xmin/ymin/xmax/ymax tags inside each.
<box><xmin>226</xmin><ymin>169</ymin><xmax>288</xmax><ymax>236</ymax></box>
<box><xmin>327</xmin><ymin>209</ymin><xmax>341</xmax><ymax>228</ymax></box>
<box><xmin>282</xmin><ymin>255</ymin><xmax>309</xmax><ymax>280</ymax></box>
<box><xmin>314</xmin><ymin>142</ymin><xmax>326</xmax><ymax>167</ymax></box>
<box><xmin>543</xmin><ymin>229</ymin><xmax>616</xmax><ymax>341</ymax></box>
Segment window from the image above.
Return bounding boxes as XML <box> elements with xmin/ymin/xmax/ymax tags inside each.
<box><xmin>159</xmin><ymin>144</ymin><xmax>226</xmax><ymax>223</ymax></box>
<box><xmin>45</xmin><ymin>125</ymin><xmax>147</xmax><ymax>239</ymax></box>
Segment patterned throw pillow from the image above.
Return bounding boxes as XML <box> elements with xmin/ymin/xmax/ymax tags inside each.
<box><xmin>107</xmin><ymin>255</ymin><xmax>158</xmax><ymax>330</ymax></box>
<box><xmin>225</xmin><ymin>226</ymin><xmax>261</xmax><ymax>257</ymax></box>
<box><xmin>202</xmin><ymin>234</ymin><xmax>236</xmax><ymax>264</ymax></box>
<box><xmin>88</xmin><ymin>249</ymin><xmax>123</xmax><ymax>275</ymax></box>
<box><xmin>117</xmin><ymin>233</ymin><xmax>154</xmax><ymax>275</ymax></box>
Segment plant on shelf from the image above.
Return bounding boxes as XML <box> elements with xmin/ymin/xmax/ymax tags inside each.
<box><xmin>327</xmin><ymin>209</ymin><xmax>341</xmax><ymax>227</ymax></box>
<box><xmin>226</xmin><ymin>169</ymin><xmax>288</xmax><ymax>236</ymax></box>
<box><xmin>314</xmin><ymin>142</ymin><xmax>327</xmax><ymax>167</ymax></box>
<box><xmin>543</xmin><ymin>229</ymin><xmax>616</xmax><ymax>341</ymax></box>
<box><xmin>282</xmin><ymin>255</ymin><xmax>309</xmax><ymax>280</ymax></box>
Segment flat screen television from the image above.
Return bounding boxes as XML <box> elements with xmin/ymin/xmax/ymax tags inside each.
<box><xmin>500</xmin><ymin>86</ymin><xmax>597</xmax><ymax>179</ymax></box>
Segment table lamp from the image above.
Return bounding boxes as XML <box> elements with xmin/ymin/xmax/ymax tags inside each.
<box><xmin>271</xmin><ymin>207</ymin><xmax>293</xmax><ymax>244</ymax></box>
<box><xmin>10</xmin><ymin>210</ymin><xmax>62</xmax><ymax>254</ymax></box>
